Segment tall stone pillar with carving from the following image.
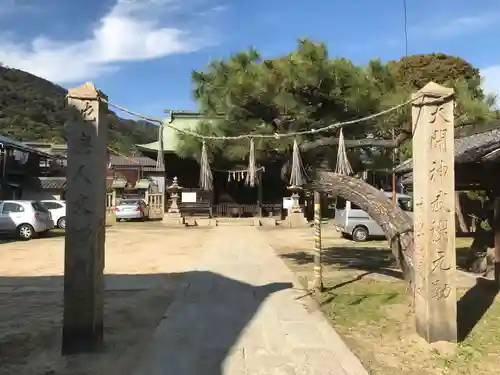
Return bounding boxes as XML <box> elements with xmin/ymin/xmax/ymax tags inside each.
<box><xmin>493</xmin><ymin>198</ymin><xmax>500</xmax><ymax>288</ymax></box>
<box><xmin>62</xmin><ymin>82</ymin><xmax>108</xmax><ymax>354</ymax></box>
<box><xmin>412</xmin><ymin>82</ymin><xmax>457</xmax><ymax>343</ymax></box>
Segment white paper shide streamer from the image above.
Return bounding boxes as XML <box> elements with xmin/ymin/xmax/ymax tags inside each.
<box><xmin>334</xmin><ymin>128</ymin><xmax>353</xmax><ymax>175</ymax></box>
<box><xmin>155</xmin><ymin>123</ymin><xmax>164</xmax><ymax>170</ymax></box>
<box><xmin>199</xmin><ymin>141</ymin><xmax>213</xmax><ymax>191</ymax></box>
<box><xmin>245</xmin><ymin>139</ymin><xmax>257</xmax><ymax>187</ymax></box>
<box><xmin>289</xmin><ymin>139</ymin><xmax>307</xmax><ymax>186</ymax></box>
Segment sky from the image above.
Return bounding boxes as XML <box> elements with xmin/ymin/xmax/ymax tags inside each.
<box><xmin>1</xmin><ymin>0</ymin><xmax>500</xmax><ymax>119</ymax></box>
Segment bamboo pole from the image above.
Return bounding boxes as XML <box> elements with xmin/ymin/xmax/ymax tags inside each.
<box><xmin>313</xmin><ymin>191</ymin><xmax>324</xmax><ymax>292</ymax></box>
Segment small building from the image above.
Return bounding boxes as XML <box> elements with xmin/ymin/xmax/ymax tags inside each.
<box><xmin>394</xmin><ymin>125</ymin><xmax>500</xmax><ymax>191</ymax></box>
<box><xmin>394</xmin><ymin>124</ymin><xmax>500</xmax><ymax>232</ymax></box>
<box><xmin>22</xmin><ymin>177</ymin><xmax>67</xmax><ymax>201</ymax></box>
<box><xmin>20</xmin><ymin>142</ymin><xmax>166</xmax><ymax>200</ymax></box>
<box><xmin>107</xmin><ymin>154</ymin><xmax>165</xmax><ymax>196</ymax></box>
<box><xmin>0</xmin><ymin>135</ymin><xmax>60</xmax><ymax>200</ymax></box>
<box><xmin>135</xmin><ymin>111</ymin><xmax>287</xmax><ymax>217</ymax></box>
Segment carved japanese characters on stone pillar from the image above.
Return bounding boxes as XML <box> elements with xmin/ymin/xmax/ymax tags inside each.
<box><xmin>62</xmin><ymin>82</ymin><xmax>108</xmax><ymax>355</ymax></box>
<box><xmin>412</xmin><ymin>82</ymin><xmax>457</xmax><ymax>344</ymax></box>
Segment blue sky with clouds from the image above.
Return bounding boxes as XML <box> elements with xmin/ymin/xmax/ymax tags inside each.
<box><xmin>1</xmin><ymin>0</ymin><xmax>500</xmax><ymax>119</ymax></box>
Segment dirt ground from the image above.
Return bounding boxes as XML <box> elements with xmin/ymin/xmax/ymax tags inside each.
<box><xmin>263</xmin><ymin>226</ymin><xmax>499</xmax><ymax>375</ymax></box>
<box><xmin>0</xmin><ymin>222</ymin><xmax>211</xmax><ymax>375</ymax></box>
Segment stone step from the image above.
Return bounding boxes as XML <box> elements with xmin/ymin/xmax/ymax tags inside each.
<box><xmin>216</xmin><ymin>218</ymin><xmax>260</xmax><ymax>226</ymax></box>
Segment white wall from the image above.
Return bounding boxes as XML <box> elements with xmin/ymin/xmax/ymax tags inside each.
<box><xmin>147</xmin><ymin>175</ymin><xmax>165</xmax><ymax>193</ymax></box>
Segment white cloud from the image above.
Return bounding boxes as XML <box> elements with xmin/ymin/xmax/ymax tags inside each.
<box><xmin>411</xmin><ymin>12</ymin><xmax>500</xmax><ymax>39</ymax></box>
<box><xmin>0</xmin><ymin>0</ymin><xmax>38</xmax><ymax>17</ymax></box>
<box><xmin>0</xmin><ymin>0</ymin><xmax>208</xmax><ymax>83</ymax></box>
<box><xmin>481</xmin><ymin>66</ymin><xmax>500</xmax><ymax>101</ymax></box>
<box><xmin>194</xmin><ymin>4</ymin><xmax>227</xmax><ymax>17</ymax></box>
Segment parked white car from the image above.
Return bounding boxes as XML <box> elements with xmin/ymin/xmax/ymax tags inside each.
<box><xmin>40</xmin><ymin>200</ymin><xmax>67</xmax><ymax>229</ymax></box>
<box><xmin>0</xmin><ymin>200</ymin><xmax>54</xmax><ymax>240</ymax></box>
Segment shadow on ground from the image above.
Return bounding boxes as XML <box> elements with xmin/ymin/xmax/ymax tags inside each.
<box><xmin>0</xmin><ymin>272</ymin><xmax>291</xmax><ymax>375</ymax></box>
<box><xmin>457</xmin><ymin>277</ymin><xmax>498</xmax><ymax>342</ymax></box>
<box><xmin>0</xmin><ymin>229</ymin><xmax>66</xmax><ymax>244</ymax></box>
<box><xmin>134</xmin><ymin>271</ymin><xmax>291</xmax><ymax>374</ymax></box>
<box><xmin>280</xmin><ymin>246</ymin><xmax>403</xmax><ymax>279</ymax></box>
<box><xmin>280</xmin><ymin>246</ymin><xmax>499</xmax><ymax>342</ymax></box>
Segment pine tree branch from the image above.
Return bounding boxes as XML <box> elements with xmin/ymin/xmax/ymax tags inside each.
<box><xmin>300</xmin><ymin>128</ymin><xmax>411</xmax><ymax>152</ymax></box>
<box><xmin>300</xmin><ymin>131</ymin><xmax>410</xmax><ymax>151</ymax></box>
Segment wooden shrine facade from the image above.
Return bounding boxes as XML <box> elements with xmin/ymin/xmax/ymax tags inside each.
<box><xmin>135</xmin><ymin>111</ymin><xmax>289</xmax><ymax>218</ymax></box>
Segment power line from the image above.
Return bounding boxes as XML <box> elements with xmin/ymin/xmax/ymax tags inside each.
<box><xmin>403</xmin><ymin>0</ymin><xmax>409</xmax><ymax>56</ymax></box>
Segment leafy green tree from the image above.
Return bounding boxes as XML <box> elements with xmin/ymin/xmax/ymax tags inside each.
<box><xmin>180</xmin><ymin>42</ymin><xmax>495</xmax><ymax>173</ymax></box>
<box><xmin>181</xmin><ymin>40</ymin><xmax>385</xmax><ymax>167</ymax></box>
<box><xmin>0</xmin><ymin>66</ymin><xmax>157</xmax><ymax>153</ymax></box>
<box><xmin>388</xmin><ymin>53</ymin><xmax>483</xmax><ymax>98</ymax></box>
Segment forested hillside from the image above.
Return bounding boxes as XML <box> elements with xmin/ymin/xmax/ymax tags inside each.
<box><xmin>0</xmin><ymin>65</ymin><xmax>158</xmax><ymax>153</ymax></box>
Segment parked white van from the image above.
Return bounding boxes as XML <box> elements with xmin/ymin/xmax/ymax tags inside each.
<box><xmin>334</xmin><ymin>192</ymin><xmax>413</xmax><ymax>242</ymax></box>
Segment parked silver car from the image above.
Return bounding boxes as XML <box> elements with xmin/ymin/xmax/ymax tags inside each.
<box><xmin>334</xmin><ymin>192</ymin><xmax>413</xmax><ymax>242</ymax></box>
<box><xmin>114</xmin><ymin>199</ymin><xmax>150</xmax><ymax>221</ymax></box>
<box><xmin>0</xmin><ymin>200</ymin><xmax>54</xmax><ymax>240</ymax></box>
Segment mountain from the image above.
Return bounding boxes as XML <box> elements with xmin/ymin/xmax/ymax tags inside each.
<box><xmin>0</xmin><ymin>65</ymin><xmax>158</xmax><ymax>153</ymax></box>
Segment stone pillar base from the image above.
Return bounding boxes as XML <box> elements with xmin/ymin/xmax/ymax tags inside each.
<box><xmin>283</xmin><ymin>212</ymin><xmax>308</xmax><ymax>228</ymax></box>
<box><xmin>162</xmin><ymin>215</ymin><xmax>186</xmax><ymax>227</ymax></box>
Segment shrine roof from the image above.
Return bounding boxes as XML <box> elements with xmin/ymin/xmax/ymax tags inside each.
<box><xmin>394</xmin><ymin>122</ymin><xmax>500</xmax><ymax>175</ymax></box>
<box><xmin>136</xmin><ymin>113</ymin><xmax>221</xmax><ymax>153</ymax></box>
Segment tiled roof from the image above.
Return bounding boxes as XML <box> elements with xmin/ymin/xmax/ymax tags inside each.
<box><xmin>26</xmin><ymin>177</ymin><xmax>66</xmax><ymax>190</ymax></box>
<box><xmin>394</xmin><ymin>125</ymin><xmax>500</xmax><ymax>174</ymax></box>
<box><xmin>0</xmin><ymin>134</ymin><xmax>58</xmax><ymax>159</ymax></box>
<box><xmin>109</xmin><ymin>155</ymin><xmax>163</xmax><ymax>171</ymax></box>
<box><xmin>109</xmin><ymin>155</ymin><xmax>156</xmax><ymax>166</ymax></box>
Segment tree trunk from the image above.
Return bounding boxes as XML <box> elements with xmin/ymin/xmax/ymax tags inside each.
<box><xmin>465</xmin><ymin>223</ymin><xmax>494</xmax><ymax>274</ymax></box>
<box><xmin>455</xmin><ymin>192</ymin><xmax>468</xmax><ymax>233</ymax></box>
<box><xmin>313</xmin><ymin>171</ymin><xmax>414</xmax><ymax>285</ymax></box>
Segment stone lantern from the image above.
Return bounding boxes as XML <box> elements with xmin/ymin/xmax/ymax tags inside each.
<box><xmin>287</xmin><ymin>184</ymin><xmax>303</xmax><ymax>214</ymax></box>
<box><xmin>167</xmin><ymin>177</ymin><xmax>181</xmax><ymax>215</ymax></box>
<box><xmin>165</xmin><ymin>177</ymin><xmax>185</xmax><ymax>226</ymax></box>
<box><xmin>283</xmin><ymin>184</ymin><xmax>308</xmax><ymax>227</ymax></box>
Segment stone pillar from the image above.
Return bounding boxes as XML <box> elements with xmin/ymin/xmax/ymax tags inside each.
<box><xmin>493</xmin><ymin>197</ymin><xmax>500</xmax><ymax>289</ymax></box>
<box><xmin>62</xmin><ymin>82</ymin><xmax>107</xmax><ymax>354</ymax></box>
<box><xmin>412</xmin><ymin>82</ymin><xmax>457</xmax><ymax>343</ymax></box>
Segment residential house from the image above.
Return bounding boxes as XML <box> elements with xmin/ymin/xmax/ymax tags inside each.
<box><xmin>0</xmin><ymin>135</ymin><xmax>62</xmax><ymax>200</ymax></box>
<box><xmin>23</xmin><ymin>141</ymin><xmax>165</xmax><ymax>198</ymax></box>
<box><xmin>108</xmin><ymin>154</ymin><xmax>165</xmax><ymax>196</ymax></box>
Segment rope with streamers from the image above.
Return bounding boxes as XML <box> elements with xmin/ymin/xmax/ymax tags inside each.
<box><xmin>212</xmin><ymin>166</ymin><xmax>265</xmax><ymax>173</ymax></box>
<box><xmin>155</xmin><ymin>123</ymin><xmax>164</xmax><ymax>170</ymax></box>
<box><xmin>289</xmin><ymin>138</ymin><xmax>308</xmax><ymax>186</ymax></box>
<box><xmin>334</xmin><ymin>128</ymin><xmax>353</xmax><ymax>175</ymax></box>
<box><xmin>199</xmin><ymin>140</ymin><xmax>213</xmax><ymax>191</ymax></box>
<box><xmin>100</xmin><ymin>92</ymin><xmax>454</xmax><ymax>189</ymax></box>
<box><xmin>245</xmin><ymin>139</ymin><xmax>257</xmax><ymax>187</ymax></box>
<box><xmin>101</xmin><ymin>92</ymin><xmax>454</xmax><ymax>142</ymax></box>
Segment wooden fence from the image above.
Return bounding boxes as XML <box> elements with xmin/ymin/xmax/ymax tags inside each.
<box><xmin>146</xmin><ymin>192</ymin><xmax>164</xmax><ymax>219</ymax></box>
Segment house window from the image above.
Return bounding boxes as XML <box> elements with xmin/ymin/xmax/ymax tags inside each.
<box><xmin>398</xmin><ymin>198</ymin><xmax>413</xmax><ymax>212</ymax></box>
<box><xmin>2</xmin><ymin>202</ymin><xmax>25</xmax><ymax>214</ymax></box>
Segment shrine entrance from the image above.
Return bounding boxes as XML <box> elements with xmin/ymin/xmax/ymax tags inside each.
<box><xmin>212</xmin><ymin>166</ymin><xmax>263</xmax><ymax>217</ymax></box>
